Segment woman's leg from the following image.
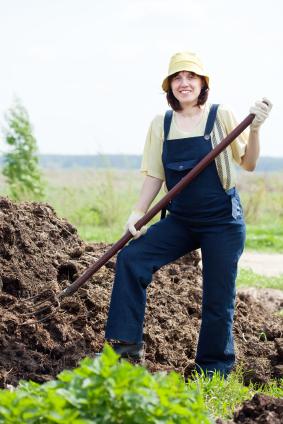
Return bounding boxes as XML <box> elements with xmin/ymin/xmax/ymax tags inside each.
<box><xmin>105</xmin><ymin>214</ymin><xmax>198</xmax><ymax>343</ymax></box>
<box><xmin>195</xmin><ymin>223</ymin><xmax>246</xmax><ymax>377</ymax></box>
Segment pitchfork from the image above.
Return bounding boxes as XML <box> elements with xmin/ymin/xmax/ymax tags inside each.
<box><xmin>23</xmin><ymin>104</ymin><xmax>267</xmax><ymax>321</ymax></box>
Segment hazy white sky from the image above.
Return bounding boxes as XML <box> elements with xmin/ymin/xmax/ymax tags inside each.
<box><xmin>0</xmin><ymin>0</ymin><xmax>282</xmax><ymax>156</ymax></box>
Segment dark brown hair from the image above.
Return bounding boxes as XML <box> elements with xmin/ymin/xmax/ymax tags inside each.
<box><xmin>166</xmin><ymin>72</ymin><xmax>209</xmax><ymax>111</ymax></box>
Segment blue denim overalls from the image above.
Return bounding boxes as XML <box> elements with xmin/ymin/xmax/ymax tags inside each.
<box><xmin>105</xmin><ymin>104</ymin><xmax>246</xmax><ymax>377</ymax></box>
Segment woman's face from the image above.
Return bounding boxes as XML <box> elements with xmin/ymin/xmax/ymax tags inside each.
<box><xmin>170</xmin><ymin>71</ymin><xmax>203</xmax><ymax>106</ymax></box>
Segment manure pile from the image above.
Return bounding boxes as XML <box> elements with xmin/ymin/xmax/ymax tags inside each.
<box><xmin>0</xmin><ymin>196</ymin><xmax>282</xmax><ymax>392</ymax></box>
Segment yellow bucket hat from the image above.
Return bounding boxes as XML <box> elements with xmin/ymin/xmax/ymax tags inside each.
<box><xmin>162</xmin><ymin>51</ymin><xmax>210</xmax><ymax>92</ymax></box>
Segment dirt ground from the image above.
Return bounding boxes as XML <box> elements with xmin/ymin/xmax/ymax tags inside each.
<box><xmin>0</xmin><ymin>197</ymin><xmax>282</xmax><ymax>419</ymax></box>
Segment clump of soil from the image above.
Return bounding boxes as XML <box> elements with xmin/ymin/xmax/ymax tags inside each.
<box><xmin>0</xmin><ymin>197</ymin><xmax>282</xmax><ymax>388</ymax></box>
<box><xmin>217</xmin><ymin>394</ymin><xmax>283</xmax><ymax>423</ymax></box>
<box><xmin>233</xmin><ymin>394</ymin><xmax>283</xmax><ymax>424</ymax></box>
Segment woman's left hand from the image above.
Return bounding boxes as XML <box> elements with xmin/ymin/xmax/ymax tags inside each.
<box><xmin>250</xmin><ymin>97</ymin><xmax>273</xmax><ymax>130</ymax></box>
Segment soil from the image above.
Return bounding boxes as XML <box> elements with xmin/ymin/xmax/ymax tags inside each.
<box><xmin>217</xmin><ymin>394</ymin><xmax>283</xmax><ymax>423</ymax></box>
<box><xmin>0</xmin><ymin>197</ymin><xmax>282</xmax><ymax>394</ymax></box>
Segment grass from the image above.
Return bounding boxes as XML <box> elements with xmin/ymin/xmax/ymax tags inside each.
<box><xmin>238</xmin><ymin>172</ymin><xmax>283</xmax><ymax>252</ymax></box>
<box><xmin>40</xmin><ymin>168</ymin><xmax>164</xmax><ymax>243</ymax></box>
<box><xmin>189</xmin><ymin>370</ymin><xmax>283</xmax><ymax>421</ymax></box>
<box><xmin>42</xmin><ymin>169</ymin><xmax>142</xmax><ymax>243</ymax></box>
<box><xmin>237</xmin><ymin>268</ymin><xmax>283</xmax><ymax>290</ymax></box>
<box><xmin>245</xmin><ymin>224</ymin><xmax>283</xmax><ymax>252</ymax></box>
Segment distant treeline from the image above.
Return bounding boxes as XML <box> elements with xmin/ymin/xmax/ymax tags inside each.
<box><xmin>0</xmin><ymin>154</ymin><xmax>283</xmax><ymax>172</ymax></box>
<box><xmin>38</xmin><ymin>154</ymin><xmax>142</xmax><ymax>170</ymax></box>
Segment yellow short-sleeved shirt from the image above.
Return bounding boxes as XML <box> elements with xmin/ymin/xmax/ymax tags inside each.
<box><xmin>141</xmin><ymin>103</ymin><xmax>248</xmax><ymax>184</ymax></box>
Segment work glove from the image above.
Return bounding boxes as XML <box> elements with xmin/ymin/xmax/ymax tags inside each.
<box><xmin>125</xmin><ymin>210</ymin><xmax>147</xmax><ymax>239</ymax></box>
<box><xmin>250</xmin><ymin>97</ymin><xmax>272</xmax><ymax>130</ymax></box>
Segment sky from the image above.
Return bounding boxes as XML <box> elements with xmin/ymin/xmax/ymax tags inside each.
<box><xmin>0</xmin><ymin>0</ymin><xmax>282</xmax><ymax>157</ymax></box>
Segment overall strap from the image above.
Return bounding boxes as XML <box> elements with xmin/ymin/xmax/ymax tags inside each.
<box><xmin>204</xmin><ymin>104</ymin><xmax>219</xmax><ymax>138</ymax></box>
<box><xmin>163</xmin><ymin>110</ymin><xmax>173</xmax><ymax>141</ymax></box>
<box><xmin>161</xmin><ymin>110</ymin><xmax>173</xmax><ymax>220</ymax></box>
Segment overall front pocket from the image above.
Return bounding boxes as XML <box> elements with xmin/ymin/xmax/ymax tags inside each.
<box><xmin>226</xmin><ymin>187</ymin><xmax>243</xmax><ymax>220</ymax></box>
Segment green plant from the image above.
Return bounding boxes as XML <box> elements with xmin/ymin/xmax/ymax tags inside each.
<box><xmin>2</xmin><ymin>98</ymin><xmax>45</xmax><ymax>200</ymax></box>
<box><xmin>0</xmin><ymin>345</ymin><xmax>212</xmax><ymax>423</ymax></box>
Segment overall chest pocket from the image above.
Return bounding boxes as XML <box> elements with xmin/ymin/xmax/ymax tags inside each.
<box><xmin>165</xmin><ymin>159</ymin><xmax>199</xmax><ymax>191</ymax></box>
<box><xmin>165</xmin><ymin>159</ymin><xmax>199</xmax><ymax>172</ymax></box>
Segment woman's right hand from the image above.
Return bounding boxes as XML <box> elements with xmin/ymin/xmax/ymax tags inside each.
<box><xmin>125</xmin><ymin>210</ymin><xmax>147</xmax><ymax>239</ymax></box>
<box><xmin>124</xmin><ymin>175</ymin><xmax>163</xmax><ymax>239</ymax></box>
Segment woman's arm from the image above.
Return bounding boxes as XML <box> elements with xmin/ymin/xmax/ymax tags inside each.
<box><xmin>240</xmin><ymin>128</ymin><xmax>260</xmax><ymax>171</ymax></box>
<box><xmin>134</xmin><ymin>175</ymin><xmax>163</xmax><ymax>213</ymax></box>
<box><xmin>240</xmin><ymin>98</ymin><xmax>272</xmax><ymax>172</ymax></box>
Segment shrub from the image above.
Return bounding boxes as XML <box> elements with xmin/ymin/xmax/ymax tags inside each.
<box><xmin>2</xmin><ymin>99</ymin><xmax>45</xmax><ymax>201</ymax></box>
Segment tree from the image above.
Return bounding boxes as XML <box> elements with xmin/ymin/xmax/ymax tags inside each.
<box><xmin>2</xmin><ymin>99</ymin><xmax>45</xmax><ymax>200</ymax></box>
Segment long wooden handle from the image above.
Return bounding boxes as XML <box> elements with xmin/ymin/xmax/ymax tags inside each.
<box><xmin>60</xmin><ymin>111</ymin><xmax>256</xmax><ymax>298</ymax></box>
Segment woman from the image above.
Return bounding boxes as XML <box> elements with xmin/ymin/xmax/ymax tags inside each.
<box><xmin>103</xmin><ymin>51</ymin><xmax>272</xmax><ymax>378</ymax></box>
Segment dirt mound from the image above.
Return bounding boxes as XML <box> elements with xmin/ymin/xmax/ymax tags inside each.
<box><xmin>217</xmin><ymin>394</ymin><xmax>283</xmax><ymax>423</ymax></box>
<box><xmin>0</xmin><ymin>197</ymin><xmax>282</xmax><ymax>388</ymax></box>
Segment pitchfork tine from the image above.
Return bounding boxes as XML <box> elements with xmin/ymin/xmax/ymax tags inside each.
<box><xmin>35</xmin><ymin>300</ymin><xmax>60</xmax><ymax>322</ymax></box>
<box><xmin>22</xmin><ymin>296</ymin><xmax>60</xmax><ymax>322</ymax></box>
<box><xmin>24</xmin><ymin>297</ymin><xmax>53</xmax><ymax>314</ymax></box>
<box><xmin>21</xmin><ymin>289</ymin><xmax>60</xmax><ymax>321</ymax></box>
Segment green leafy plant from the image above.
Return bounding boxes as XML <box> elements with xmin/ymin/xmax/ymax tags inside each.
<box><xmin>0</xmin><ymin>345</ymin><xmax>212</xmax><ymax>423</ymax></box>
<box><xmin>2</xmin><ymin>98</ymin><xmax>45</xmax><ymax>200</ymax></box>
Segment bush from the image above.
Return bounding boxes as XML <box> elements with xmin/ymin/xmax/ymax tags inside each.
<box><xmin>0</xmin><ymin>345</ymin><xmax>211</xmax><ymax>423</ymax></box>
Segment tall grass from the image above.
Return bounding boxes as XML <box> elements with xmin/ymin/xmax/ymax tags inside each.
<box><xmin>238</xmin><ymin>172</ymin><xmax>283</xmax><ymax>227</ymax></box>
<box><xmin>42</xmin><ymin>168</ymin><xmax>142</xmax><ymax>243</ymax></box>
<box><xmin>237</xmin><ymin>172</ymin><xmax>283</xmax><ymax>251</ymax></box>
<box><xmin>41</xmin><ymin>168</ymin><xmax>166</xmax><ymax>243</ymax></box>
